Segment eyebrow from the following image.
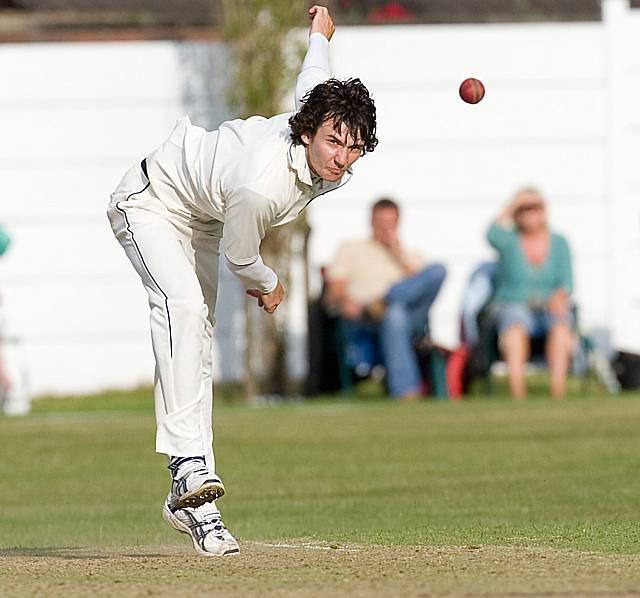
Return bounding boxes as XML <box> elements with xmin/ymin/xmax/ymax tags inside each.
<box><xmin>329</xmin><ymin>134</ymin><xmax>363</xmax><ymax>149</ymax></box>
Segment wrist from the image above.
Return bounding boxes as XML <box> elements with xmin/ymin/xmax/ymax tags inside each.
<box><xmin>309</xmin><ymin>31</ymin><xmax>329</xmax><ymax>43</ymax></box>
<box><xmin>263</xmin><ymin>273</ymin><xmax>279</xmax><ymax>295</ymax></box>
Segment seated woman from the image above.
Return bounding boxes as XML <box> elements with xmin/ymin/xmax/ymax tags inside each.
<box><xmin>487</xmin><ymin>187</ymin><xmax>574</xmax><ymax>399</ymax></box>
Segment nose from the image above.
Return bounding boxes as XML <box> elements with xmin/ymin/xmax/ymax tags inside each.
<box><xmin>334</xmin><ymin>147</ymin><xmax>348</xmax><ymax>168</ymax></box>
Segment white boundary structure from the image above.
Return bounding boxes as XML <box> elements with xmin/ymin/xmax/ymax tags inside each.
<box><xmin>604</xmin><ymin>0</ymin><xmax>640</xmax><ymax>355</ymax></box>
<box><xmin>0</xmin><ymin>0</ymin><xmax>638</xmax><ymax>395</ymax></box>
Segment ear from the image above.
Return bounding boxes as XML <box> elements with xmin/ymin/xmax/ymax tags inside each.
<box><xmin>301</xmin><ymin>132</ymin><xmax>312</xmax><ymax>146</ymax></box>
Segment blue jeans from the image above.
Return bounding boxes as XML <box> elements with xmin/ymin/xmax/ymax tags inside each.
<box><xmin>381</xmin><ymin>264</ymin><xmax>446</xmax><ymax>396</ymax></box>
<box><xmin>343</xmin><ymin>264</ymin><xmax>446</xmax><ymax>397</ymax></box>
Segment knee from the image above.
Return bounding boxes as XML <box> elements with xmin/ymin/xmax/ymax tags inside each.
<box><xmin>502</xmin><ymin>323</ymin><xmax>528</xmax><ymax>339</ymax></box>
<box><xmin>168</xmin><ymin>297</ymin><xmax>208</xmax><ymax>324</ymax></box>
<box><xmin>550</xmin><ymin>320</ymin><xmax>571</xmax><ymax>333</ymax></box>
<box><xmin>499</xmin><ymin>324</ymin><xmax>529</xmax><ymax>352</ymax></box>
<box><xmin>419</xmin><ymin>263</ymin><xmax>447</xmax><ymax>295</ymax></box>
<box><xmin>427</xmin><ymin>263</ymin><xmax>447</xmax><ymax>284</ymax></box>
<box><xmin>549</xmin><ymin>323</ymin><xmax>573</xmax><ymax>349</ymax></box>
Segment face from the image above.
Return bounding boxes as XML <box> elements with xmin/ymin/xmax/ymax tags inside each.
<box><xmin>301</xmin><ymin>118</ymin><xmax>364</xmax><ymax>182</ymax></box>
<box><xmin>514</xmin><ymin>191</ymin><xmax>546</xmax><ymax>233</ymax></box>
<box><xmin>371</xmin><ymin>207</ymin><xmax>399</xmax><ymax>243</ymax></box>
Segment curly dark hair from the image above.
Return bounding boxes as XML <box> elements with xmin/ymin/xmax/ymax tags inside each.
<box><xmin>289</xmin><ymin>78</ymin><xmax>378</xmax><ymax>155</ymax></box>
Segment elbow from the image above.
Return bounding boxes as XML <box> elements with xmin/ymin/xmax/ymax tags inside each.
<box><xmin>225</xmin><ymin>252</ymin><xmax>257</xmax><ymax>268</ymax></box>
<box><xmin>295</xmin><ymin>69</ymin><xmax>331</xmax><ymax>104</ymax></box>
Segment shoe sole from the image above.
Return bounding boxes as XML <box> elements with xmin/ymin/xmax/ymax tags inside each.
<box><xmin>170</xmin><ymin>481</ymin><xmax>226</xmax><ymax>511</ymax></box>
<box><xmin>162</xmin><ymin>504</ymin><xmax>240</xmax><ymax>557</ymax></box>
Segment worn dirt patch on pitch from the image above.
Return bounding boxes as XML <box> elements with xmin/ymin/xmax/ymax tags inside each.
<box><xmin>1</xmin><ymin>542</ymin><xmax>640</xmax><ymax>597</ymax></box>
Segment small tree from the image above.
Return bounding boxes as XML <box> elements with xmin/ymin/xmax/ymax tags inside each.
<box><xmin>222</xmin><ymin>0</ymin><xmax>308</xmax><ymax>399</ymax></box>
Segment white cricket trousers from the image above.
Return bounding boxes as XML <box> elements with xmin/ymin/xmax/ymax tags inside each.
<box><xmin>107</xmin><ymin>160</ymin><xmax>222</xmax><ymax>473</ymax></box>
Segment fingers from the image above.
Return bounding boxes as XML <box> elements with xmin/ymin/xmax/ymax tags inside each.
<box><xmin>262</xmin><ymin>298</ymin><xmax>279</xmax><ymax>314</ymax></box>
<box><xmin>263</xmin><ymin>297</ymin><xmax>280</xmax><ymax>313</ymax></box>
<box><xmin>247</xmin><ymin>287</ymin><xmax>285</xmax><ymax>312</ymax></box>
<box><xmin>308</xmin><ymin>6</ymin><xmax>334</xmax><ymax>41</ymax></box>
<box><xmin>246</xmin><ymin>289</ymin><xmax>264</xmax><ymax>307</ymax></box>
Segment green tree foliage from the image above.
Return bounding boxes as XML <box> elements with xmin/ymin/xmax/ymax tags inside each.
<box><xmin>222</xmin><ymin>0</ymin><xmax>308</xmax><ymax>398</ymax></box>
<box><xmin>223</xmin><ymin>0</ymin><xmax>306</xmax><ymax>119</ymax></box>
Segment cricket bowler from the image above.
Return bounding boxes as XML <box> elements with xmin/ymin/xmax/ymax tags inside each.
<box><xmin>107</xmin><ymin>5</ymin><xmax>377</xmax><ymax>556</ymax></box>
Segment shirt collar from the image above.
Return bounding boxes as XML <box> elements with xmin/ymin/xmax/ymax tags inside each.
<box><xmin>288</xmin><ymin>142</ymin><xmax>313</xmax><ymax>187</ymax></box>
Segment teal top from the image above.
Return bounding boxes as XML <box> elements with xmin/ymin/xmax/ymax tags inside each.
<box><xmin>487</xmin><ymin>222</ymin><xmax>573</xmax><ymax>304</ymax></box>
<box><xmin>0</xmin><ymin>225</ymin><xmax>9</xmax><ymax>256</ymax></box>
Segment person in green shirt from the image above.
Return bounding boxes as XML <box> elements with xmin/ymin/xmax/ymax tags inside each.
<box><xmin>487</xmin><ymin>187</ymin><xmax>573</xmax><ymax>399</ymax></box>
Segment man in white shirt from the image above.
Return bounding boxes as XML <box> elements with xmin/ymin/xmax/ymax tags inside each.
<box><xmin>325</xmin><ymin>198</ymin><xmax>446</xmax><ymax>401</ymax></box>
<box><xmin>107</xmin><ymin>5</ymin><xmax>377</xmax><ymax>556</ymax></box>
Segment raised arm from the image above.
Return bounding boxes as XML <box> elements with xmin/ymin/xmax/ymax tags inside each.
<box><xmin>295</xmin><ymin>6</ymin><xmax>334</xmax><ymax>110</ymax></box>
<box><xmin>487</xmin><ymin>195</ymin><xmax>527</xmax><ymax>250</ymax></box>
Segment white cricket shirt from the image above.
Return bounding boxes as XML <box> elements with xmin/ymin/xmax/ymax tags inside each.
<box><xmin>145</xmin><ymin>33</ymin><xmax>350</xmax><ymax>292</ymax></box>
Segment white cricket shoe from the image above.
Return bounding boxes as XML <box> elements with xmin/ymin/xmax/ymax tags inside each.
<box><xmin>162</xmin><ymin>499</ymin><xmax>240</xmax><ymax>557</ymax></box>
<box><xmin>168</xmin><ymin>456</ymin><xmax>225</xmax><ymax>511</ymax></box>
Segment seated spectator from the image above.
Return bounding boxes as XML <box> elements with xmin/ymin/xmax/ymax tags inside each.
<box><xmin>325</xmin><ymin>198</ymin><xmax>446</xmax><ymax>400</ymax></box>
<box><xmin>487</xmin><ymin>187</ymin><xmax>573</xmax><ymax>399</ymax></box>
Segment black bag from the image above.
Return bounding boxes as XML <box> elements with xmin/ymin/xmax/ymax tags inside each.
<box><xmin>612</xmin><ymin>351</ymin><xmax>640</xmax><ymax>389</ymax></box>
<box><xmin>305</xmin><ymin>299</ymin><xmax>343</xmax><ymax>395</ymax></box>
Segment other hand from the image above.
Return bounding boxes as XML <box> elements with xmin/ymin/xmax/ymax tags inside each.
<box><xmin>379</xmin><ymin>230</ymin><xmax>407</xmax><ymax>263</ymax></box>
<box><xmin>341</xmin><ymin>297</ymin><xmax>363</xmax><ymax>320</ymax></box>
<box><xmin>497</xmin><ymin>194</ymin><xmax>530</xmax><ymax>227</ymax></box>
<box><xmin>547</xmin><ymin>289</ymin><xmax>570</xmax><ymax>317</ymax></box>
<box><xmin>246</xmin><ymin>280</ymin><xmax>285</xmax><ymax>314</ymax></box>
<box><xmin>309</xmin><ymin>5</ymin><xmax>335</xmax><ymax>41</ymax></box>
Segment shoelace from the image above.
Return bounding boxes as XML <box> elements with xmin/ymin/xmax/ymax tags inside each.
<box><xmin>190</xmin><ymin>512</ymin><xmax>228</xmax><ymax>539</ymax></box>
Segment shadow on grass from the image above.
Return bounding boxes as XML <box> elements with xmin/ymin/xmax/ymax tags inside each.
<box><xmin>0</xmin><ymin>547</ymin><xmax>175</xmax><ymax>559</ymax></box>
<box><xmin>0</xmin><ymin>547</ymin><xmax>105</xmax><ymax>558</ymax></box>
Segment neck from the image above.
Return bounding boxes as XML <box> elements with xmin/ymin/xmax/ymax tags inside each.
<box><xmin>521</xmin><ymin>228</ymin><xmax>546</xmax><ymax>239</ymax></box>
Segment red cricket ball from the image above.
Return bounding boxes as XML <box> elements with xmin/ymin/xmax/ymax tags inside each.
<box><xmin>459</xmin><ymin>78</ymin><xmax>485</xmax><ymax>104</ymax></box>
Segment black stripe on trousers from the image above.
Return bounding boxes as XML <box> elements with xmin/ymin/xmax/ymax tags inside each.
<box><xmin>115</xmin><ymin>159</ymin><xmax>174</xmax><ymax>358</ymax></box>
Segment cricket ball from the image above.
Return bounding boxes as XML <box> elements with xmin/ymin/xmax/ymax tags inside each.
<box><xmin>459</xmin><ymin>78</ymin><xmax>485</xmax><ymax>104</ymax></box>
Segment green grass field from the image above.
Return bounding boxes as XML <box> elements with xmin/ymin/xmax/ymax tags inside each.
<box><xmin>2</xmin><ymin>388</ymin><xmax>640</xmax><ymax>596</ymax></box>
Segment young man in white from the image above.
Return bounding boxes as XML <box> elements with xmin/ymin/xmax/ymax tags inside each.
<box><xmin>107</xmin><ymin>6</ymin><xmax>377</xmax><ymax>556</ymax></box>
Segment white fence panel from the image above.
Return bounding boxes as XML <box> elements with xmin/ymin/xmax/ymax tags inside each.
<box><xmin>0</xmin><ymin>1</ymin><xmax>639</xmax><ymax>394</ymax></box>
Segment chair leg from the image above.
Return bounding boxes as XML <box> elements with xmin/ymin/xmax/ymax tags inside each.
<box><xmin>427</xmin><ymin>350</ymin><xmax>449</xmax><ymax>400</ymax></box>
<box><xmin>335</xmin><ymin>321</ymin><xmax>353</xmax><ymax>394</ymax></box>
